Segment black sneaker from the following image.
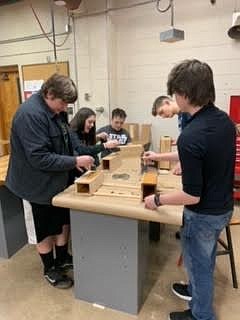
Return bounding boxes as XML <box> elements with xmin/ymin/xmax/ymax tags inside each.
<box><xmin>169</xmin><ymin>309</ymin><xmax>196</xmax><ymax>320</ymax></box>
<box><xmin>172</xmin><ymin>283</ymin><xmax>192</xmax><ymax>301</ymax></box>
<box><xmin>55</xmin><ymin>253</ymin><xmax>73</xmax><ymax>271</ymax></box>
<box><xmin>44</xmin><ymin>267</ymin><xmax>73</xmax><ymax>289</ymax></box>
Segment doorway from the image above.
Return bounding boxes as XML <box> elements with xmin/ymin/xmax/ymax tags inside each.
<box><xmin>0</xmin><ymin>65</ymin><xmax>21</xmax><ymax>155</ymax></box>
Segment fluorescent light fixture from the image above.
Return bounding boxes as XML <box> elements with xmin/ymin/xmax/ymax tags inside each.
<box><xmin>54</xmin><ymin>0</ymin><xmax>66</xmax><ymax>6</ymax></box>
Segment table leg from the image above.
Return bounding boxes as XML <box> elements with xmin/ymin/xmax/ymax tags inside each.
<box><xmin>70</xmin><ymin>210</ymin><xmax>150</xmax><ymax>314</ymax></box>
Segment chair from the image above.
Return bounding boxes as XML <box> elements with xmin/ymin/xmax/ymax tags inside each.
<box><xmin>177</xmin><ymin>216</ymin><xmax>239</xmax><ymax>289</ymax></box>
<box><xmin>216</xmin><ymin>216</ymin><xmax>239</xmax><ymax>289</ymax></box>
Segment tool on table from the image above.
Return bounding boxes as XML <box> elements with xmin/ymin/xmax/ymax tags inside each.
<box><xmin>140</xmin><ymin>151</ymin><xmax>158</xmax><ymax>174</ymax></box>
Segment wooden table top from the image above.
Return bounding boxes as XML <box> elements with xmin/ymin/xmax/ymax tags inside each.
<box><xmin>0</xmin><ymin>139</ymin><xmax>10</xmax><ymax>145</ymax></box>
<box><xmin>53</xmin><ymin>156</ymin><xmax>184</xmax><ymax>226</ymax></box>
<box><xmin>0</xmin><ymin>155</ymin><xmax>9</xmax><ymax>186</ymax></box>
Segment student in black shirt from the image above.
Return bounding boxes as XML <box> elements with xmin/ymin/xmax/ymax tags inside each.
<box><xmin>97</xmin><ymin>108</ymin><xmax>131</xmax><ymax>157</ymax></box>
<box><xmin>143</xmin><ymin>60</ymin><xmax>236</xmax><ymax>320</ymax></box>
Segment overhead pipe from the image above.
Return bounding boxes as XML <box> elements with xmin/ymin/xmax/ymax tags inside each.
<box><xmin>0</xmin><ymin>47</ymin><xmax>70</xmax><ymax>59</ymax></box>
<box><xmin>0</xmin><ymin>31</ymin><xmax>70</xmax><ymax>45</ymax></box>
<box><xmin>71</xmin><ymin>14</ymin><xmax>80</xmax><ymax>109</ymax></box>
<box><xmin>50</xmin><ymin>0</ymin><xmax>57</xmax><ymax>62</ymax></box>
<box><xmin>71</xmin><ymin>0</ymin><xmax>218</xmax><ymax>19</ymax></box>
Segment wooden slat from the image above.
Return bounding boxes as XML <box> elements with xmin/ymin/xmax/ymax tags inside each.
<box><xmin>159</xmin><ymin>136</ymin><xmax>171</xmax><ymax>170</ymax></box>
<box><xmin>0</xmin><ymin>139</ymin><xmax>10</xmax><ymax>145</ymax></box>
<box><xmin>230</xmin><ymin>217</ymin><xmax>240</xmax><ymax>225</ymax></box>
<box><xmin>22</xmin><ymin>62</ymin><xmax>69</xmax><ymax>81</ymax></box>
<box><xmin>140</xmin><ymin>124</ymin><xmax>151</xmax><ymax>145</ymax></box>
<box><xmin>0</xmin><ymin>155</ymin><xmax>9</xmax><ymax>186</ymax></box>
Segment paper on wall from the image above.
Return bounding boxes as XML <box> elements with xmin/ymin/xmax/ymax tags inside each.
<box><xmin>24</xmin><ymin>80</ymin><xmax>44</xmax><ymax>92</ymax></box>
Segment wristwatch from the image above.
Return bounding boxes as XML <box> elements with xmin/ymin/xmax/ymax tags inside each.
<box><xmin>154</xmin><ymin>193</ymin><xmax>162</xmax><ymax>207</ymax></box>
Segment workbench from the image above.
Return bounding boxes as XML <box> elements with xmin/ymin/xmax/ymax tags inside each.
<box><xmin>0</xmin><ymin>155</ymin><xmax>27</xmax><ymax>258</ymax></box>
<box><xmin>53</xmin><ymin>154</ymin><xmax>183</xmax><ymax>314</ymax></box>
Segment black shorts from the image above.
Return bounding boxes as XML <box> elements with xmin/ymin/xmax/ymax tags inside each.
<box><xmin>30</xmin><ymin>202</ymin><xmax>70</xmax><ymax>243</ymax></box>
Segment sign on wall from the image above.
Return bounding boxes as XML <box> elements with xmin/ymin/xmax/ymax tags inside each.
<box><xmin>23</xmin><ymin>79</ymin><xmax>44</xmax><ymax>100</ymax></box>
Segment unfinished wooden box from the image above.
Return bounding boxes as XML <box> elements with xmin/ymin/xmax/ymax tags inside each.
<box><xmin>140</xmin><ymin>124</ymin><xmax>151</xmax><ymax>146</ymax></box>
<box><xmin>123</xmin><ymin>123</ymin><xmax>139</xmax><ymax>143</ymax></box>
<box><xmin>141</xmin><ymin>171</ymin><xmax>157</xmax><ymax>201</ymax></box>
<box><xmin>119</xmin><ymin>144</ymin><xmax>143</xmax><ymax>158</ymax></box>
<box><xmin>101</xmin><ymin>153</ymin><xmax>122</xmax><ymax>171</ymax></box>
<box><xmin>75</xmin><ymin>170</ymin><xmax>104</xmax><ymax>195</ymax></box>
<box><xmin>159</xmin><ymin>136</ymin><xmax>172</xmax><ymax>170</ymax></box>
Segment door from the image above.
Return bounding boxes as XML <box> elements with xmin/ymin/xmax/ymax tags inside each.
<box><xmin>0</xmin><ymin>65</ymin><xmax>21</xmax><ymax>155</ymax></box>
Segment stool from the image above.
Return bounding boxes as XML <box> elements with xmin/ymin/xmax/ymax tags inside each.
<box><xmin>177</xmin><ymin>217</ymin><xmax>239</xmax><ymax>289</ymax></box>
<box><xmin>216</xmin><ymin>217</ymin><xmax>239</xmax><ymax>289</ymax></box>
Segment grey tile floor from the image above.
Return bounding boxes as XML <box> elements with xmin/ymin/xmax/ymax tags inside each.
<box><xmin>0</xmin><ymin>224</ymin><xmax>239</xmax><ymax>320</ymax></box>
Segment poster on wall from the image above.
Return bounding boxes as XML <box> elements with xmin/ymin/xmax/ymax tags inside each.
<box><xmin>24</xmin><ymin>80</ymin><xmax>44</xmax><ymax>100</ymax></box>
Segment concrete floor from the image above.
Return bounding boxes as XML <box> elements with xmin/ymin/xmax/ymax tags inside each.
<box><xmin>0</xmin><ymin>224</ymin><xmax>239</xmax><ymax>320</ymax></box>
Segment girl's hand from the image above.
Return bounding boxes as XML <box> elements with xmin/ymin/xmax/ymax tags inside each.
<box><xmin>96</xmin><ymin>132</ymin><xmax>108</xmax><ymax>141</ymax></box>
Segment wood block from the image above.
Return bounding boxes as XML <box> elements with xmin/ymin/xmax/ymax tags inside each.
<box><xmin>159</xmin><ymin>136</ymin><xmax>171</xmax><ymax>170</ymax></box>
<box><xmin>0</xmin><ymin>155</ymin><xmax>9</xmax><ymax>186</ymax></box>
<box><xmin>141</xmin><ymin>171</ymin><xmax>157</xmax><ymax>201</ymax></box>
<box><xmin>101</xmin><ymin>153</ymin><xmax>122</xmax><ymax>171</ymax></box>
<box><xmin>0</xmin><ymin>139</ymin><xmax>10</xmax><ymax>145</ymax></box>
<box><xmin>229</xmin><ymin>217</ymin><xmax>240</xmax><ymax>225</ymax></box>
<box><xmin>75</xmin><ymin>170</ymin><xmax>104</xmax><ymax>194</ymax></box>
<box><xmin>127</xmin><ymin>123</ymin><xmax>139</xmax><ymax>143</ymax></box>
<box><xmin>123</xmin><ymin>123</ymin><xmax>130</xmax><ymax>132</ymax></box>
<box><xmin>123</xmin><ymin>123</ymin><xmax>139</xmax><ymax>142</ymax></box>
<box><xmin>140</xmin><ymin>124</ymin><xmax>151</xmax><ymax>145</ymax></box>
<box><xmin>119</xmin><ymin>144</ymin><xmax>143</xmax><ymax>157</ymax></box>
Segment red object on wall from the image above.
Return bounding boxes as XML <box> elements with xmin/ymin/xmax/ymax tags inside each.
<box><xmin>24</xmin><ymin>91</ymin><xmax>33</xmax><ymax>100</ymax></box>
<box><xmin>229</xmin><ymin>96</ymin><xmax>240</xmax><ymax>124</ymax></box>
<box><xmin>229</xmin><ymin>96</ymin><xmax>240</xmax><ymax>199</ymax></box>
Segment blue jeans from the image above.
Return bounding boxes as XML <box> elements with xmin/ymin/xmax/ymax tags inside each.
<box><xmin>181</xmin><ymin>208</ymin><xmax>233</xmax><ymax>320</ymax></box>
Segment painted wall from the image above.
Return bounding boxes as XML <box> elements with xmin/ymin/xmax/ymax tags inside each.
<box><xmin>0</xmin><ymin>0</ymin><xmax>240</xmax><ymax>150</ymax></box>
<box><xmin>0</xmin><ymin>1</ymin><xmax>72</xmax><ymax>76</ymax></box>
<box><xmin>109</xmin><ymin>0</ymin><xmax>240</xmax><ymax>149</ymax></box>
<box><xmin>73</xmin><ymin>12</ymin><xmax>113</xmax><ymax>127</ymax></box>
<box><xmin>0</xmin><ymin>0</ymin><xmax>111</xmax><ymax>128</ymax></box>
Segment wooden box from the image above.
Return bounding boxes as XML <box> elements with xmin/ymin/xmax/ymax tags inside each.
<box><xmin>141</xmin><ymin>171</ymin><xmax>157</xmax><ymax>201</ymax></box>
<box><xmin>101</xmin><ymin>153</ymin><xmax>122</xmax><ymax>171</ymax></box>
<box><xmin>75</xmin><ymin>170</ymin><xmax>104</xmax><ymax>194</ymax></box>
<box><xmin>159</xmin><ymin>136</ymin><xmax>171</xmax><ymax>170</ymax></box>
<box><xmin>119</xmin><ymin>144</ymin><xmax>143</xmax><ymax>158</ymax></box>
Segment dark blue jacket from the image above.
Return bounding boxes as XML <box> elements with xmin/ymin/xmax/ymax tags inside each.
<box><xmin>6</xmin><ymin>92</ymin><xmax>76</xmax><ymax>205</ymax></box>
<box><xmin>70</xmin><ymin>130</ymin><xmax>104</xmax><ymax>166</ymax></box>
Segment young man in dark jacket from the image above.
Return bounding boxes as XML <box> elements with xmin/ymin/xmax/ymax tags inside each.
<box><xmin>144</xmin><ymin>60</ymin><xmax>236</xmax><ymax>320</ymax></box>
<box><xmin>6</xmin><ymin>74</ymin><xmax>94</xmax><ymax>289</ymax></box>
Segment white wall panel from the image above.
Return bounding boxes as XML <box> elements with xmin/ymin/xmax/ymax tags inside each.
<box><xmin>0</xmin><ymin>0</ymin><xmax>239</xmax><ymax>148</ymax></box>
<box><xmin>110</xmin><ymin>0</ymin><xmax>240</xmax><ymax>149</ymax></box>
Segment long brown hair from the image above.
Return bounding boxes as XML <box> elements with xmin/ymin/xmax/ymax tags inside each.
<box><xmin>70</xmin><ymin>107</ymin><xmax>96</xmax><ymax>145</ymax></box>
